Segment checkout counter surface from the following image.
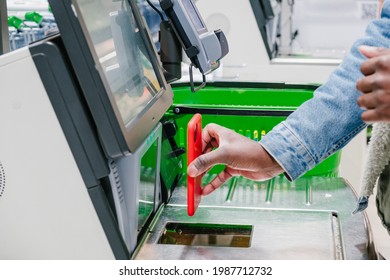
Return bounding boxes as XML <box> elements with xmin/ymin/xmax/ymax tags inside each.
<box><xmin>135</xmin><ymin>176</ymin><xmax>374</xmax><ymax>260</ymax></box>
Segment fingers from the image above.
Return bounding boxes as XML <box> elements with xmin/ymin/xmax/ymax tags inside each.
<box><xmin>361</xmin><ymin>104</ymin><xmax>390</xmax><ymax>122</ymax></box>
<box><xmin>188</xmin><ymin>123</ymin><xmax>231</xmax><ymax>177</ymax></box>
<box><xmin>201</xmin><ymin>123</ymin><xmax>222</xmax><ymax>151</ymax></box>
<box><xmin>203</xmin><ymin>138</ymin><xmax>218</xmax><ymax>154</ymax></box>
<box><xmin>358</xmin><ymin>89</ymin><xmax>390</xmax><ymax>123</ymax></box>
<box><xmin>358</xmin><ymin>83</ymin><xmax>390</xmax><ymax>104</ymax></box>
<box><xmin>187</xmin><ymin>147</ymin><xmax>226</xmax><ymax>177</ymax></box>
<box><xmin>360</xmin><ymin>56</ymin><xmax>377</xmax><ymax>76</ymax></box>
<box><xmin>359</xmin><ymin>45</ymin><xmax>388</xmax><ymax>59</ymax></box>
<box><xmin>356</xmin><ymin>75</ymin><xmax>375</xmax><ymax>93</ymax></box>
<box><xmin>357</xmin><ymin>93</ymin><xmax>378</xmax><ymax>110</ymax></box>
<box><xmin>357</xmin><ymin>46</ymin><xmax>390</xmax><ymax>123</ymax></box>
<box><xmin>357</xmin><ymin>75</ymin><xmax>390</xmax><ymax>109</ymax></box>
<box><xmin>361</xmin><ymin>109</ymin><xmax>385</xmax><ymax>123</ymax></box>
<box><xmin>357</xmin><ymin>73</ymin><xmax>390</xmax><ymax>94</ymax></box>
<box><xmin>359</xmin><ymin>46</ymin><xmax>390</xmax><ymax>76</ymax></box>
<box><xmin>202</xmin><ymin>169</ymin><xmax>233</xmax><ymax>196</ymax></box>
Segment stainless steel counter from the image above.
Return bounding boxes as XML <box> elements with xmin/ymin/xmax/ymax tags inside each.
<box><xmin>134</xmin><ymin>176</ymin><xmax>376</xmax><ymax>260</ymax></box>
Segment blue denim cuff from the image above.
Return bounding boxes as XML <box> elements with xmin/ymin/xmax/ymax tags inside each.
<box><xmin>259</xmin><ymin>122</ymin><xmax>316</xmax><ymax>181</ymax></box>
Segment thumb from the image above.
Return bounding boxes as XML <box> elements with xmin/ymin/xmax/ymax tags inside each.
<box><xmin>359</xmin><ymin>45</ymin><xmax>389</xmax><ymax>58</ymax></box>
<box><xmin>187</xmin><ymin>148</ymin><xmax>226</xmax><ymax>177</ymax></box>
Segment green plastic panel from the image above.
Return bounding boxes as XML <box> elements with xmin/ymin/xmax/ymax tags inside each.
<box><xmin>166</xmin><ymin>82</ymin><xmax>341</xmax><ymax>178</ymax></box>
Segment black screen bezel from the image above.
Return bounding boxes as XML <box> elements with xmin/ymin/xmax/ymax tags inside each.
<box><xmin>48</xmin><ymin>0</ymin><xmax>172</xmax><ymax>158</ymax></box>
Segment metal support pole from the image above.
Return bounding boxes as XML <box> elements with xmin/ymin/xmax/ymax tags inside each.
<box><xmin>0</xmin><ymin>0</ymin><xmax>10</xmax><ymax>54</ymax></box>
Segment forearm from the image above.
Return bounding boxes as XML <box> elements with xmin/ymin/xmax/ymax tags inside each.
<box><xmin>261</xmin><ymin>13</ymin><xmax>390</xmax><ymax>180</ymax></box>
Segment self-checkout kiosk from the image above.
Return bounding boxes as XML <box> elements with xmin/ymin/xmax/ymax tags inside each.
<box><xmin>0</xmin><ymin>0</ymin><xmax>173</xmax><ymax>258</ymax></box>
<box><xmin>0</xmin><ymin>0</ymin><xmax>226</xmax><ymax>259</ymax></box>
<box><xmin>0</xmin><ymin>0</ymin><xmax>377</xmax><ymax>260</ymax></box>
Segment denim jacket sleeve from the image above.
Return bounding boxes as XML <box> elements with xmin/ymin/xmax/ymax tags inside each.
<box><xmin>260</xmin><ymin>2</ymin><xmax>390</xmax><ymax>181</ymax></box>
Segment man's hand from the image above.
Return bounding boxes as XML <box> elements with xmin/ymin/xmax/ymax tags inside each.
<box><xmin>357</xmin><ymin>45</ymin><xmax>390</xmax><ymax>122</ymax></box>
<box><xmin>187</xmin><ymin>123</ymin><xmax>284</xmax><ymax>195</ymax></box>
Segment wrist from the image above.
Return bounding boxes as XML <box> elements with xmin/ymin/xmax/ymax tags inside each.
<box><xmin>261</xmin><ymin>144</ymin><xmax>284</xmax><ymax>177</ymax></box>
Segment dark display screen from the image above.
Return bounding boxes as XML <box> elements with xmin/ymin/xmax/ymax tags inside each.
<box><xmin>74</xmin><ymin>0</ymin><xmax>162</xmax><ymax>125</ymax></box>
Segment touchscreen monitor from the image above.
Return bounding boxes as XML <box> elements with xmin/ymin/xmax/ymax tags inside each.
<box><xmin>49</xmin><ymin>0</ymin><xmax>173</xmax><ymax>156</ymax></box>
<box><xmin>75</xmin><ymin>0</ymin><xmax>160</xmax><ymax>124</ymax></box>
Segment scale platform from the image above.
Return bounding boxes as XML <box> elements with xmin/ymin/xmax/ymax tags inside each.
<box><xmin>135</xmin><ymin>176</ymin><xmax>375</xmax><ymax>260</ymax></box>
